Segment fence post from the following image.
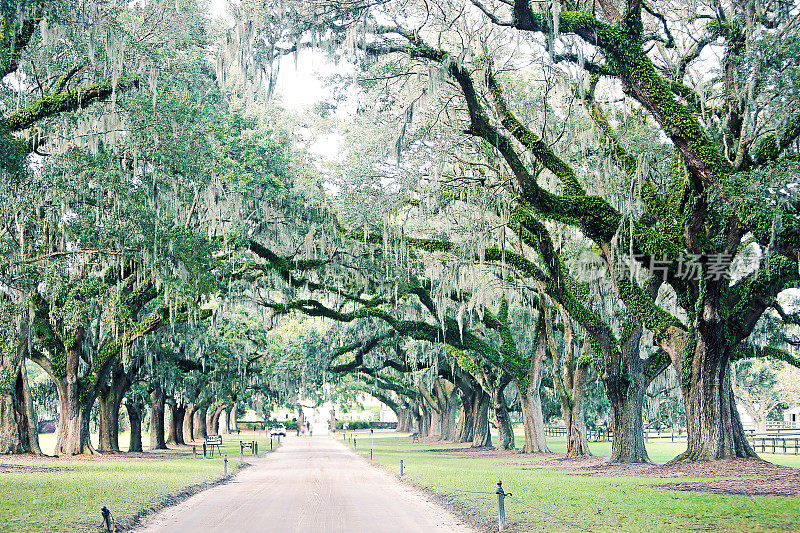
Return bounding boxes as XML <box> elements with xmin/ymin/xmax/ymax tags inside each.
<box><xmin>400</xmin><ymin>459</ymin><xmax>404</xmax><ymax>477</ymax></box>
<box><xmin>224</xmin><ymin>455</ymin><xmax>228</xmax><ymax>477</ymax></box>
<box><xmin>192</xmin><ymin>445</ymin><xmax>196</xmax><ymax>458</ymax></box>
<box><xmin>101</xmin><ymin>506</ymin><xmax>114</xmax><ymax>532</ymax></box>
<box><xmin>496</xmin><ymin>480</ymin><xmax>511</xmax><ymax>532</ymax></box>
<box><xmin>255</xmin><ymin>441</ymin><xmax>258</xmax><ymax>456</ymax></box>
<box><xmin>202</xmin><ymin>442</ymin><xmax>207</xmax><ymax>458</ymax></box>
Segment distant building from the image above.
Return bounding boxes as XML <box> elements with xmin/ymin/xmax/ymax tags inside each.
<box><xmin>784</xmin><ymin>406</ymin><xmax>800</xmax><ymax>428</ymax></box>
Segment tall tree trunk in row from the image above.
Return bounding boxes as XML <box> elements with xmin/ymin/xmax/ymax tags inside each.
<box><xmin>228</xmin><ymin>403</ymin><xmax>238</xmax><ymax>433</ymax></box>
<box><xmin>0</xmin><ymin>303</ymin><xmax>41</xmax><ymax>454</ymax></box>
<box><xmin>183</xmin><ymin>404</ymin><xmax>195</xmax><ymax>443</ymax></box>
<box><xmin>126</xmin><ymin>400</ymin><xmax>144</xmax><ymax>452</ymax></box>
<box><xmin>677</xmin><ymin>329</ymin><xmax>755</xmax><ymax>461</ymax></box>
<box><xmin>471</xmin><ymin>389</ymin><xmax>492</xmax><ymax>447</ymax></box>
<box><xmin>219</xmin><ymin>407</ymin><xmax>229</xmax><ymax>435</ymax></box>
<box><xmin>97</xmin><ymin>386</ymin><xmax>119</xmax><ymax>453</ymax></box>
<box><xmin>455</xmin><ymin>389</ymin><xmax>475</xmax><ymax>443</ymax></box>
<box><xmin>149</xmin><ymin>383</ymin><xmax>167</xmax><ymax>450</ymax></box>
<box><xmin>52</xmin><ymin>327</ymin><xmax>98</xmax><ymax>456</ymax></box>
<box><xmin>174</xmin><ymin>404</ymin><xmax>186</xmax><ymax>445</ymax></box>
<box><xmin>165</xmin><ymin>399</ymin><xmax>179</xmax><ymax>445</ymax></box>
<box><xmin>418</xmin><ymin>397</ymin><xmax>431</xmax><ymax>437</ymax></box>
<box><xmin>193</xmin><ymin>406</ymin><xmax>207</xmax><ymax>441</ymax></box>
<box><xmin>491</xmin><ymin>377</ymin><xmax>514</xmax><ymax>450</ymax></box>
<box><xmin>519</xmin><ymin>327</ymin><xmax>551</xmax><ymax>453</ymax></box>
<box><xmin>545</xmin><ymin>307</ymin><xmax>590</xmax><ymax>457</ymax></box>
<box><xmin>0</xmin><ymin>321</ymin><xmax>42</xmax><ymax>455</ymax></box>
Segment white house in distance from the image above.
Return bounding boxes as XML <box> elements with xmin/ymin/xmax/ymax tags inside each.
<box><xmin>785</xmin><ymin>406</ymin><xmax>800</xmax><ymax>428</ymax></box>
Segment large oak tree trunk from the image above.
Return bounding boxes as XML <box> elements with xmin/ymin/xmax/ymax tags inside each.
<box><xmin>491</xmin><ymin>383</ymin><xmax>514</xmax><ymax>450</ymax></box>
<box><xmin>471</xmin><ymin>389</ymin><xmax>491</xmax><ymax>447</ymax></box>
<box><xmin>677</xmin><ymin>334</ymin><xmax>755</xmax><ymax>461</ymax></box>
<box><xmin>608</xmin><ymin>379</ymin><xmax>649</xmax><ymax>463</ymax></box>
<box><xmin>562</xmin><ymin>361</ymin><xmax>590</xmax><ymax>457</ymax></box>
<box><xmin>604</xmin><ymin>319</ymin><xmax>668</xmax><ymax>464</ymax></box>
<box><xmin>219</xmin><ymin>407</ymin><xmax>229</xmax><ymax>435</ymax></box>
<box><xmin>183</xmin><ymin>404</ymin><xmax>195</xmax><ymax>443</ymax></box>
<box><xmin>519</xmin><ymin>328</ymin><xmax>551</xmax><ymax>453</ymax></box>
<box><xmin>193</xmin><ymin>406</ymin><xmax>207</xmax><ymax>440</ymax></box>
<box><xmin>53</xmin><ymin>332</ymin><xmax>98</xmax><ymax>456</ymax></box>
<box><xmin>174</xmin><ymin>405</ymin><xmax>186</xmax><ymax>445</ymax></box>
<box><xmin>126</xmin><ymin>401</ymin><xmax>143</xmax><ymax>452</ymax></box>
<box><xmin>97</xmin><ymin>387</ymin><xmax>121</xmax><ymax>453</ymax></box>
<box><xmin>228</xmin><ymin>403</ymin><xmax>238</xmax><ymax>433</ymax></box>
<box><xmin>149</xmin><ymin>384</ymin><xmax>167</xmax><ymax>450</ymax></box>
<box><xmin>0</xmin><ymin>352</ymin><xmax>41</xmax><ymax>454</ymax></box>
<box><xmin>455</xmin><ymin>390</ymin><xmax>475</xmax><ymax>442</ymax></box>
<box><xmin>165</xmin><ymin>400</ymin><xmax>179</xmax><ymax>445</ymax></box>
<box><xmin>442</xmin><ymin>388</ymin><xmax>460</xmax><ymax>441</ymax></box>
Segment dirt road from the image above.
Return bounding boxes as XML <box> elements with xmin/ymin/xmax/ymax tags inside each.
<box><xmin>134</xmin><ymin>436</ymin><xmax>476</xmax><ymax>532</ymax></box>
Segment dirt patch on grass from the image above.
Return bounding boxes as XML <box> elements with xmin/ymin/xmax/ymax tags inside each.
<box><xmin>502</xmin><ymin>454</ymin><xmax>609</xmax><ymax>469</ymax></box>
<box><xmin>656</xmin><ymin>473</ymin><xmax>800</xmax><ymax>497</ymax></box>
<box><xmin>579</xmin><ymin>458</ymin><xmax>800</xmax><ymax>498</ymax></box>
<box><xmin>0</xmin><ymin>447</ymin><xmax>194</xmax><ymax>463</ymax></box>
<box><xmin>580</xmin><ymin>457</ymin><xmax>800</xmax><ymax>478</ymax></box>
<box><xmin>0</xmin><ymin>463</ymin><xmax>74</xmax><ymax>473</ymax></box>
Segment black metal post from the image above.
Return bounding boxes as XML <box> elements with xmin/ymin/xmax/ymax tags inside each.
<box><xmin>496</xmin><ymin>480</ymin><xmax>511</xmax><ymax>531</ymax></box>
<box><xmin>224</xmin><ymin>455</ymin><xmax>228</xmax><ymax>477</ymax></box>
<box><xmin>400</xmin><ymin>459</ymin><xmax>404</xmax><ymax>477</ymax></box>
<box><xmin>202</xmin><ymin>442</ymin><xmax>207</xmax><ymax>458</ymax></box>
<box><xmin>101</xmin><ymin>506</ymin><xmax>113</xmax><ymax>532</ymax></box>
<box><xmin>192</xmin><ymin>445</ymin><xmax>196</xmax><ymax>458</ymax></box>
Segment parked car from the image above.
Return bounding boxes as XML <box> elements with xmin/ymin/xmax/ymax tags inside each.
<box><xmin>270</xmin><ymin>424</ymin><xmax>286</xmax><ymax>437</ymax></box>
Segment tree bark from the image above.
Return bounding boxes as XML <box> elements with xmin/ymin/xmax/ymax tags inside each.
<box><xmin>97</xmin><ymin>386</ymin><xmax>120</xmax><ymax>453</ymax></box>
<box><xmin>219</xmin><ymin>407</ymin><xmax>229</xmax><ymax>435</ymax></box>
<box><xmin>149</xmin><ymin>384</ymin><xmax>167</xmax><ymax>450</ymax></box>
<box><xmin>519</xmin><ymin>330</ymin><xmax>551</xmax><ymax>453</ymax></box>
<box><xmin>455</xmin><ymin>390</ymin><xmax>475</xmax><ymax>443</ymax></box>
<box><xmin>183</xmin><ymin>404</ymin><xmax>195</xmax><ymax>443</ymax></box>
<box><xmin>165</xmin><ymin>399</ymin><xmax>179</xmax><ymax>445</ymax></box>
<box><xmin>471</xmin><ymin>389</ymin><xmax>492</xmax><ymax>447</ymax></box>
<box><xmin>0</xmin><ymin>319</ymin><xmax>42</xmax><ymax>456</ymax></box>
<box><xmin>193</xmin><ymin>406</ymin><xmax>207</xmax><ymax>441</ymax></box>
<box><xmin>228</xmin><ymin>404</ymin><xmax>238</xmax><ymax>432</ymax></box>
<box><xmin>676</xmin><ymin>335</ymin><xmax>756</xmax><ymax>461</ymax></box>
<box><xmin>491</xmin><ymin>381</ymin><xmax>514</xmax><ymax>450</ymax></box>
<box><xmin>125</xmin><ymin>401</ymin><xmax>143</xmax><ymax>452</ymax></box>
<box><xmin>174</xmin><ymin>405</ymin><xmax>186</xmax><ymax>445</ymax></box>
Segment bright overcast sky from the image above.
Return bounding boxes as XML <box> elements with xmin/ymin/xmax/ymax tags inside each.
<box><xmin>209</xmin><ymin>0</ymin><xmax>333</xmax><ymax>112</ymax></box>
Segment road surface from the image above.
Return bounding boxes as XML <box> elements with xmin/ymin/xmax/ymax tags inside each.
<box><xmin>134</xmin><ymin>435</ymin><xmax>476</xmax><ymax>532</ymax></box>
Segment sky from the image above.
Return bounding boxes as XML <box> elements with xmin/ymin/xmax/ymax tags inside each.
<box><xmin>208</xmin><ymin>0</ymin><xmax>334</xmax><ymax>112</ymax></box>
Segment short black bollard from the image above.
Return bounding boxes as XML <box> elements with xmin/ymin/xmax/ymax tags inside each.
<box><xmin>400</xmin><ymin>459</ymin><xmax>404</xmax><ymax>477</ymax></box>
<box><xmin>354</xmin><ymin>436</ymin><xmax>357</xmax><ymax>449</ymax></box>
<box><xmin>224</xmin><ymin>455</ymin><xmax>228</xmax><ymax>477</ymax></box>
<box><xmin>202</xmin><ymin>442</ymin><xmax>207</xmax><ymax>458</ymax></box>
<box><xmin>101</xmin><ymin>506</ymin><xmax>114</xmax><ymax>532</ymax></box>
<box><xmin>496</xmin><ymin>480</ymin><xmax>512</xmax><ymax>532</ymax></box>
<box><xmin>270</xmin><ymin>437</ymin><xmax>273</xmax><ymax>451</ymax></box>
<box><xmin>254</xmin><ymin>441</ymin><xmax>258</xmax><ymax>456</ymax></box>
<box><xmin>192</xmin><ymin>445</ymin><xmax>196</xmax><ymax>458</ymax></box>
<box><xmin>370</xmin><ymin>448</ymin><xmax>373</xmax><ymax>461</ymax></box>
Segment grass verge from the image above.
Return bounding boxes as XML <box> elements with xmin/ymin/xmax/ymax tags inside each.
<box><xmin>350</xmin><ymin>433</ymin><xmax>800</xmax><ymax>533</ymax></box>
<box><xmin>0</xmin><ymin>432</ymin><xmax>278</xmax><ymax>532</ymax></box>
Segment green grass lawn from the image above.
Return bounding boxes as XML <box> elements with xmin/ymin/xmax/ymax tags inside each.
<box><xmin>0</xmin><ymin>432</ymin><xmax>277</xmax><ymax>533</ymax></box>
<box><xmin>352</xmin><ymin>432</ymin><xmax>800</xmax><ymax>532</ymax></box>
